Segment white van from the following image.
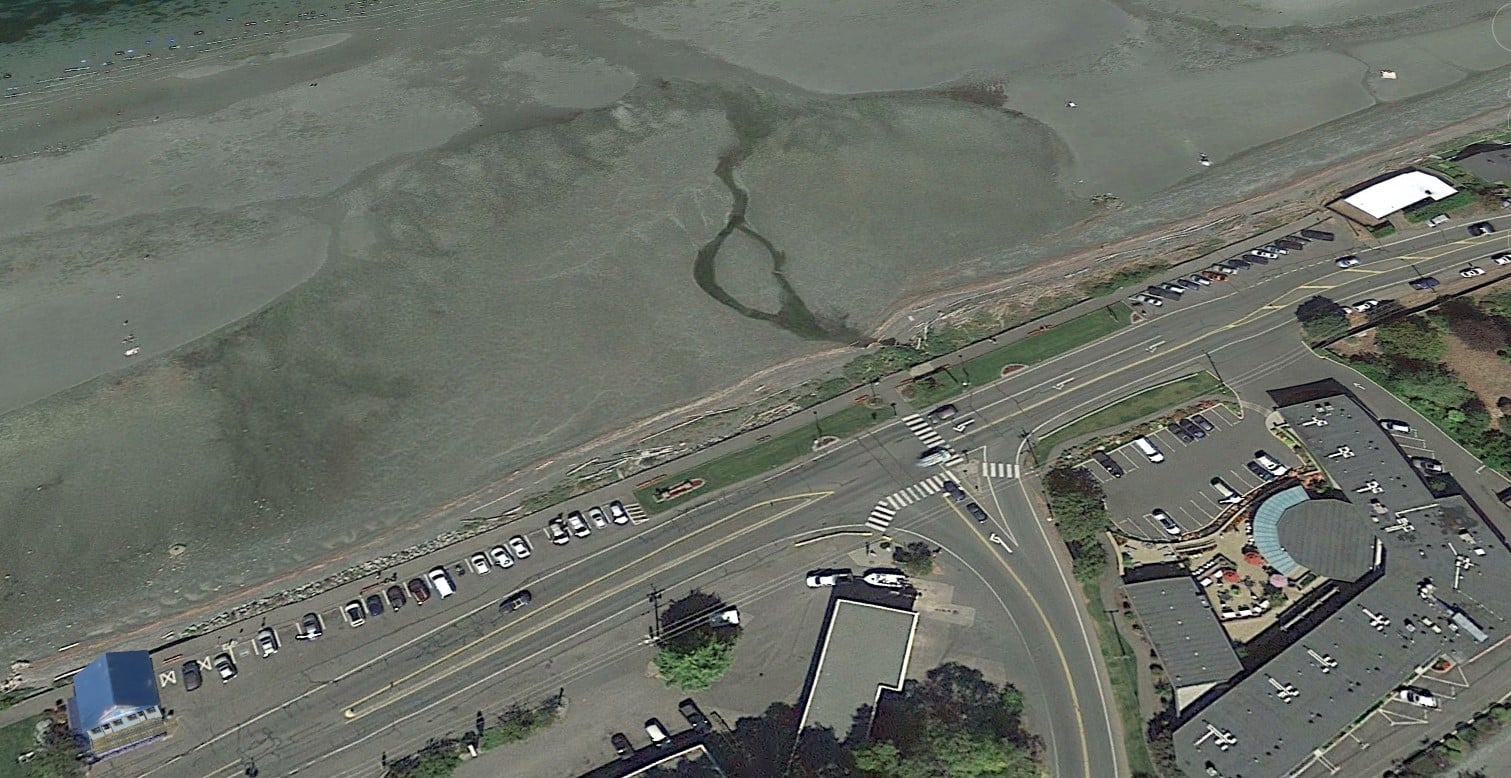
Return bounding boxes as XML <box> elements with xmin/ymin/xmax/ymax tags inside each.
<box><xmin>1210</xmin><ymin>477</ymin><xmax>1242</xmax><ymax>504</ymax></box>
<box><xmin>916</xmin><ymin>446</ymin><xmax>954</xmax><ymax>467</ymax></box>
<box><xmin>427</xmin><ymin>567</ymin><xmax>457</xmax><ymax>599</ymax></box>
<box><xmin>1131</xmin><ymin>436</ymin><xmax>1165</xmax><ymax>464</ymax></box>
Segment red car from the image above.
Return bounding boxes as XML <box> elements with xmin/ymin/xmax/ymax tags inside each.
<box><xmin>407</xmin><ymin>577</ymin><xmax>431</xmax><ymax>604</ymax></box>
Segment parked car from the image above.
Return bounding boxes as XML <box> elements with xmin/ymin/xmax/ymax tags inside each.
<box><xmin>608</xmin><ymin>501</ymin><xmax>630</xmax><ymax>525</ymax></box>
<box><xmin>1227</xmin><ymin>257</ymin><xmax>1252</xmax><ymax>269</ymax></box>
<box><xmin>965</xmin><ymin>502</ymin><xmax>990</xmax><ymax>522</ymax></box>
<box><xmin>1273</xmin><ymin>238</ymin><xmax>1305</xmax><ymax>251</ymax></box>
<box><xmin>566</xmin><ymin>511</ymin><xmax>592</xmax><ymax>538</ymax></box>
<box><xmin>1093</xmin><ymin>451</ymin><xmax>1124</xmax><ymax>478</ymax></box>
<box><xmin>509</xmin><ymin>534</ymin><xmax>535</xmax><ymax>558</ymax></box>
<box><xmin>942</xmin><ymin>480</ymin><xmax>967</xmax><ymax>502</ymax></box>
<box><xmin>1199</xmin><ymin>270</ymin><xmax>1228</xmax><ymax>281</ymax></box>
<box><xmin>407</xmin><ymin>577</ymin><xmax>432</xmax><ymax>605</ymax></box>
<box><xmin>1188</xmin><ymin>274</ymin><xmax>1212</xmax><ymax>286</ymax></box>
<box><xmin>1246</xmin><ymin>460</ymin><xmax>1276</xmax><ymax>482</ymax></box>
<box><xmin>488</xmin><ymin>545</ymin><xmax>514</xmax><ymax>569</ymax></box>
<box><xmin>1137</xmin><ymin>294</ymin><xmax>1164</xmax><ymax>307</ymax></box>
<box><xmin>1249</xmin><ymin>249</ymin><xmax>1278</xmax><ymax>259</ymax></box>
<box><xmin>1210</xmin><ymin>262</ymin><xmax>1238</xmax><ymax>274</ymax></box>
<box><xmin>611</xmin><ymin>733</ymin><xmax>634</xmax><ymax>759</ymax></box>
<box><xmin>1493</xmin><ymin>252</ymin><xmax>1511</xmax><ymax>265</ymax></box>
<box><xmin>428</xmin><ymin>566</ymin><xmax>457</xmax><ymax>598</ymax></box>
<box><xmin>183</xmin><ymin>660</ymin><xmax>203</xmax><ymax>692</ymax></box>
<box><xmin>1426</xmin><ymin>214</ymin><xmax>1450</xmax><ymax>227</ymax></box>
<box><xmin>499</xmin><ymin>589</ymin><xmax>533</xmax><ymax>612</ymax></box>
<box><xmin>1159</xmin><ymin>282</ymin><xmax>1186</xmax><ymax>296</ymax></box>
<box><xmin>1190</xmin><ymin>413</ymin><xmax>1215</xmax><ymax>432</ymax></box>
<box><xmin>587</xmin><ymin>506</ymin><xmax>609</xmax><ymax>528</ymax></box>
<box><xmin>214</xmin><ymin>653</ymin><xmax>238</xmax><ymax>683</ymax></box>
<box><xmin>1151</xmin><ymin>509</ymin><xmax>1181</xmax><ymax>536</ymax></box>
<box><xmin>1468</xmin><ymin>221</ymin><xmax>1497</xmax><ymax>236</ymax></box>
<box><xmin>1411</xmin><ymin>457</ymin><xmax>1446</xmax><ymax>474</ymax></box>
<box><xmin>1380</xmin><ymin>419</ymin><xmax>1413</xmax><ymax>435</ymax></box>
<box><xmin>1244</xmin><ymin>252</ymin><xmax>1270</xmax><ymax>265</ymax></box>
<box><xmin>1166</xmin><ymin>421</ymin><xmax>1194</xmax><ymax>443</ymax></box>
<box><xmin>365</xmin><ymin>594</ymin><xmax>385</xmax><ymax>617</ymax></box>
<box><xmin>386</xmin><ymin>584</ymin><xmax>407</xmax><ymax>611</ymax></box>
<box><xmin>806</xmin><ymin>569</ymin><xmax>852</xmax><ymax>587</ymax></box>
<box><xmin>1300</xmin><ymin>228</ymin><xmax>1336</xmax><ymax>241</ymax></box>
<box><xmin>1346</xmin><ymin>299</ymin><xmax>1380</xmax><ymax>313</ymax></box>
<box><xmin>928</xmin><ymin>404</ymin><xmax>959</xmax><ymax>422</ymax></box>
<box><xmin>1395</xmin><ymin>687</ymin><xmax>1440</xmax><ymax>708</ymax></box>
<box><xmin>1254</xmin><ymin>450</ymin><xmax>1289</xmax><ymax>476</ymax></box>
<box><xmin>1461</xmin><ymin>266</ymin><xmax>1486</xmax><ymax>277</ymax></box>
<box><xmin>547</xmin><ymin>517</ymin><xmax>571</xmax><ymax>545</ymax></box>
<box><xmin>465</xmin><ymin>551</ymin><xmax>489</xmax><ymax>575</ymax></box>
<box><xmin>1176</xmin><ymin>278</ymin><xmax>1201</xmax><ymax>290</ymax></box>
<box><xmin>1409</xmin><ymin>276</ymin><xmax>1440</xmax><ymax>291</ymax></box>
<box><xmin>1262</xmin><ymin>244</ymin><xmax>1289</xmax><ymax>254</ymax></box>
<box><xmin>679</xmin><ymin>699</ymin><xmax>713</xmax><ymax>734</ymax></box>
<box><xmin>645</xmin><ymin>719</ymin><xmax>671</xmax><ymax>747</ymax></box>
<box><xmin>344</xmin><ymin>600</ymin><xmax>367</xmax><ymax>627</ymax></box>
<box><xmin>256</xmin><ymin>626</ymin><xmax>279</xmax><ymax>657</ymax></box>
<box><xmin>299</xmin><ymin>611</ymin><xmax>325</xmax><ymax>639</ymax></box>
<box><xmin>1178</xmin><ymin>418</ymin><xmax>1206</xmax><ymax>440</ymax></box>
<box><xmin>1334</xmin><ymin>255</ymin><xmax>1361</xmax><ymax>268</ymax></box>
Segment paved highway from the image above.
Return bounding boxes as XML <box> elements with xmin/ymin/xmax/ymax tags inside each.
<box><xmin>84</xmin><ymin>215</ymin><xmax>1511</xmax><ymax>778</ymax></box>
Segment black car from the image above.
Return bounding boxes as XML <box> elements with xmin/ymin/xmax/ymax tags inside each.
<box><xmin>386</xmin><ymin>585</ymin><xmax>407</xmax><ymax>611</ymax></box>
<box><xmin>182</xmin><ymin>660</ymin><xmax>202</xmax><ymax>692</ymax></box>
<box><xmin>1299</xmin><ymin>228</ymin><xmax>1335</xmax><ymax>241</ymax></box>
<box><xmin>1092</xmin><ymin>451</ymin><xmax>1124</xmax><ymax>478</ymax></box>
<box><xmin>1178</xmin><ymin>418</ymin><xmax>1206</xmax><ymax>440</ymax></box>
<box><xmin>965</xmin><ymin>502</ymin><xmax>990</xmax><ymax>522</ymax></box>
<box><xmin>499</xmin><ymin>590</ymin><xmax>533</xmax><ymax>612</ymax></box>
<box><xmin>927</xmin><ymin>404</ymin><xmax>959</xmax><ymax>422</ymax></box>
<box><xmin>942</xmin><ymin>480</ymin><xmax>967</xmax><ymax>502</ymax></box>
<box><xmin>299</xmin><ymin>611</ymin><xmax>324</xmax><ymax>640</ymax></box>
<box><xmin>1246</xmin><ymin>460</ymin><xmax>1276</xmax><ymax>482</ymax></box>
<box><xmin>1243</xmin><ymin>253</ymin><xmax>1269</xmax><ymax>265</ymax></box>
<box><xmin>1468</xmin><ymin>221</ymin><xmax>1497</xmax><ymax>236</ymax></box>
<box><xmin>1176</xmin><ymin>278</ymin><xmax>1201</xmax><ymax>290</ymax></box>
<box><xmin>611</xmin><ymin>732</ymin><xmax>634</xmax><ymax>759</ymax></box>
<box><xmin>407</xmin><ymin>577</ymin><xmax>431</xmax><ymax>605</ymax></box>
<box><xmin>1189</xmin><ymin>413</ymin><xmax>1215</xmax><ymax>432</ymax></box>
<box><xmin>679</xmin><ymin>698</ymin><xmax>713</xmax><ymax>734</ymax></box>
<box><xmin>365</xmin><ymin>594</ymin><xmax>385</xmax><ymax>617</ymax></box>
<box><xmin>1227</xmin><ymin>257</ymin><xmax>1252</xmax><ymax>269</ymax></box>
<box><xmin>1409</xmin><ymin>276</ymin><xmax>1440</xmax><ymax>291</ymax></box>
<box><xmin>1166</xmin><ymin>422</ymin><xmax>1194</xmax><ymax>443</ymax></box>
<box><xmin>1274</xmin><ymin>238</ymin><xmax>1305</xmax><ymax>251</ymax></box>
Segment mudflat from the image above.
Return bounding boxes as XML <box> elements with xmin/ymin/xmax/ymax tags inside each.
<box><xmin>0</xmin><ymin>0</ymin><xmax>1507</xmax><ymax>663</ymax></box>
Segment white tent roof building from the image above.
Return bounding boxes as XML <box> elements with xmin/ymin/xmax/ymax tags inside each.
<box><xmin>1341</xmin><ymin>171</ymin><xmax>1457</xmax><ymax>220</ymax></box>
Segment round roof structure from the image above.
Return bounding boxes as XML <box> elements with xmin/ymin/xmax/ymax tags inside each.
<box><xmin>1273</xmin><ymin>498</ymin><xmax>1375</xmax><ymax>581</ymax></box>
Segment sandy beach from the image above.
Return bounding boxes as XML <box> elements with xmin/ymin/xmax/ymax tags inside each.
<box><xmin>1</xmin><ymin>0</ymin><xmax>1509</xmax><ymax>667</ymax></box>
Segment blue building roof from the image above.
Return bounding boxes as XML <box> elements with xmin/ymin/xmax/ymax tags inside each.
<box><xmin>73</xmin><ymin>652</ymin><xmax>159</xmax><ymax>731</ymax></box>
<box><xmin>1252</xmin><ymin>486</ymin><xmax>1308</xmax><ymax>578</ymax></box>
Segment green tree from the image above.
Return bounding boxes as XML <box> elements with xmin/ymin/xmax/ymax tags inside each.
<box><xmin>660</xmin><ymin>590</ymin><xmax>740</xmax><ymax>652</ymax></box>
<box><xmin>1294</xmin><ymin>295</ymin><xmax>1349</xmax><ymax>342</ymax></box>
<box><xmin>655</xmin><ymin>638</ymin><xmax>735</xmax><ymax>691</ymax></box>
<box><xmin>1042</xmin><ymin>466</ymin><xmax>1111</xmax><ymax>581</ymax></box>
<box><xmin>852</xmin><ymin>741</ymin><xmax>902</xmax><ymax>774</ymax></box>
<box><xmin>1375</xmin><ymin>316</ymin><xmax>1446</xmax><ymax>363</ymax></box>
<box><xmin>1392</xmin><ymin>365</ymin><xmax>1474</xmax><ymax>409</ymax></box>
<box><xmin>892</xmin><ymin>541</ymin><xmax>937</xmax><ymax>576</ymax></box>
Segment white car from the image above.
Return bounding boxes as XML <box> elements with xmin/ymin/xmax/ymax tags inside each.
<box><xmin>1461</xmin><ymin>266</ymin><xmax>1486</xmax><ymax>277</ymax></box>
<box><xmin>1346</xmin><ymin>299</ymin><xmax>1379</xmax><ymax>314</ymax></box>
<box><xmin>1151</xmin><ymin>509</ymin><xmax>1181</xmax><ymax>536</ymax></box>
<box><xmin>1334</xmin><ymin>255</ymin><xmax>1361</xmax><ymax>268</ymax></box>
<box><xmin>1380</xmin><ymin>419</ymin><xmax>1413</xmax><ymax>435</ymax></box>
<box><xmin>1139</xmin><ymin>294</ymin><xmax>1164</xmax><ymax>307</ymax></box>
<box><xmin>1159</xmin><ymin>282</ymin><xmax>1185</xmax><ymax>296</ymax></box>
<box><xmin>1395</xmin><ymin>688</ymin><xmax>1440</xmax><ymax>709</ymax></box>
<box><xmin>214</xmin><ymin>653</ymin><xmax>238</xmax><ymax>683</ymax></box>
<box><xmin>547</xmin><ymin>518</ymin><xmax>570</xmax><ymax>545</ymax></box>
<box><xmin>805</xmin><ymin>569</ymin><xmax>851</xmax><ymax>587</ymax></box>
<box><xmin>587</xmin><ymin>506</ymin><xmax>608</xmax><ymax>529</ymax></box>
<box><xmin>566</xmin><ymin>511</ymin><xmax>592</xmax><ymax>538</ymax></box>
<box><xmin>1262</xmin><ymin>245</ymin><xmax>1288</xmax><ymax>254</ymax></box>
<box><xmin>1253</xmin><ymin>450</ymin><xmax>1289</xmax><ymax>477</ymax></box>
<box><xmin>488</xmin><ymin>545</ymin><xmax>514</xmax><ymax>569</ymax></box>
<box><xmin>1188</xmin><ymin>274</ymin><xmax>1212</xmax><ymax>286</ymax></box>
<box><xmin>916</xmin><ymin>446</ymin><xmax>954</xmax><ymax>467</ymax></box>
<box><xmin>509</xmin><ymin>534</ymin><xmax>534</xmax><ymax>558</ymax></box>
<box><xmin>343</xmin><ymin>600</ymin><xmax>366</xmax><ymax>628</ymax></box>
<box><xmin>607</xmin><ymin>501</ymin><xmax>630</xmax><ymax>525</ymax></box>
<box><xmin>1493</xmin><ymin>252</ymin><xmax>1511</xmax><ymax>265</ymax></box>
<box><xmin>469</xmin><ymin>551</ymin><xmax>491</xmax><ymax>575</ymax></box>
<box><xmin>1250</xmin><ymin>249</ymin><xmax>1279</xmax><ymax>259</ymax></box>
<box><xmin>256</xmin><ymin>627</ymin><xmax>279</xmax><ymax>657</ymax></box>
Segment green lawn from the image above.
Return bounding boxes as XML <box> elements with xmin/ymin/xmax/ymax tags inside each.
<box><xmin>1033</xmin><ymin>372</ymin><xmax>1229</xmax><ymax>461</ymax></box>
<box><xmin>1083</xmin><ymin>599</ymin><xmax>1157</xmax><ymax>778</ymax></box>
<box><xmin>0</xmin><ymin>716</ymin><xmax>48</xmax><ymax>778</ymax></box>
<box><xmin>634</xmin><ymin>403</ymin><xmax>895</xmax><ymax>513</ymax></box>
<box><xmin>1403</xmin><ymin>189</ymin><xmax>1477</xmax><ymax>223</ymax></box>
<box><xmin>905</xmin><ymin>304</ymin><xmax>1133</xmax><ymax>410</ymax></box>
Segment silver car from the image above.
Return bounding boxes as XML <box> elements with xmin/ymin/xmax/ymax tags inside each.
<box><xmin>547</xmin><ymin>519</ymin><xmax>570</xmax><ymax>546</ymax></box>
<box><xmin>566</xmin><ymin>512</ymin><xmax>592</xmax><ymax>538</ymax></box>
<box><xmin>509</xmin><ymin>534</ymin><xmax>534</xmax><ymax>558</ymax></box>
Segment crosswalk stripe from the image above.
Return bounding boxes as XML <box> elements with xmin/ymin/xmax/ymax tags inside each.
<box><xmin>625</xmin><ymin>502</ymin><xmax>647</xmax><ymax>520</ymax></box>
<box><xmin>902</xmin><ymin>414</ymin><xmax>945</xmax><ymax>447</ymax></box>
<box><xmin>979</xmin><ymin>462</ymin><xmax>1018</xmax><ymax>479</ymax></box>
<box><xmin>866</xmin><ymin>504</ymin><xmax>898</xmax><ymax>531</ymax></box>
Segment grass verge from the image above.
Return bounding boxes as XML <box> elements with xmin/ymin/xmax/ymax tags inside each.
<box><xmin>634</xmin><ymin>402</ymin><xmax>895</xmax><ymax>513</ymax></box>
<box><xmin>1032</xmin><ymin>372</ymin><xmax>1229</xmax><ymax>461</ymax></box>
<box><xmin>905</xmin><ymin>303</ymin><xmax>1133</xmax><ymax>410</ymax></box>
<box><xmin>1402</xmin><ymin>189</ymin><xmax>1477</xmax><ymax>223</ymax></box>
<box><xmin>1082</xmin><ymin>590</ymin><xmax>1156</xmax><ymax>777</ymax></box>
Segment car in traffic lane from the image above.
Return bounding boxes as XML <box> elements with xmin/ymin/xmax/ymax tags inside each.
<box><xmin>499</xmin><ymin>590</ymin><xmax>533</xmax><ymax>612</ymax></box>
<box><xmin>806</xmin><ymin>569</ymin><xmax>852</xmax><ymax>587</ymax></box>
<box><xmin>1334</xmin><ymin>255</ymin><xmax>1361</xmax><ymax>268</ymax></box>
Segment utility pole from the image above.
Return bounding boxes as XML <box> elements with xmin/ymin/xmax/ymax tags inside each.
<box><xmin>1203</xmin><ymin>350</ymin><xmax>1224</xmax><ymax>385</ymax></box>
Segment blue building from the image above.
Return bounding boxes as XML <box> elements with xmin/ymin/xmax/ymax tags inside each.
<box><xmin>67</xmin><ymin>651</ymin><xmax>167</xmax><ymax>761</ymax></box>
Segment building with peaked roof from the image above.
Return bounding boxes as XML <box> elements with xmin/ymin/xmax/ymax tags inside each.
<box><xmin>67</xmin><ymin>651</ymin><xmax>167</xmax><ymax>761</ymax></box>
<box><xmin>1453</xmin><ymin>143</ymin><xmax>1511</xmax><ymax>183</ymax></box>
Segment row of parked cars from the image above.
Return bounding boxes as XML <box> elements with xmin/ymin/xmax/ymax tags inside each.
<box><xmin>612</xmin><ymin>699</ymin><xmax>713</xmax><ymax>758</ymax></box>
<box><xmin>1129</xmin><ymin>230</ymin><xmax>1335</xmax><ymax>308</ymax></box>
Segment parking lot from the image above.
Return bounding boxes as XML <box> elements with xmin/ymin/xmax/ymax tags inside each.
<box><xmin>1084</xmin><ymin>404</ymin><xmax>1303</xmax><ymax>541</ymax></box>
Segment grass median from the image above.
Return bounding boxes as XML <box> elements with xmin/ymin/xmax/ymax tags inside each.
<box><xmin>634</xmin><ymin>402</ymin><xmax>895</xmax><ymax>513</ymax></box>
<box><xmin>1083</xmin><ymin>594</ymin><xmax>1157</xmax><ymax>777</ymax></box>
<box><xmin>1032</xmin><ymin>372</ymin><xmax>1230</xmax><ymax>462</ymax></box>
<box><xmin>905</xmin><ymin>303</ymin><xmax>1134</xmax><ymax>410</ymax></box>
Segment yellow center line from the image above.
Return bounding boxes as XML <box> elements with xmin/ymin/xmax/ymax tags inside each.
<box><xmin>950</xmin><ymin>503</ymin><xmax>1093</xmax><ymax>778</ymax></box>
<box><xmin>341</xmin><ymin>492</ymin><xmax>831</xmax><ymax>719</ymax></box>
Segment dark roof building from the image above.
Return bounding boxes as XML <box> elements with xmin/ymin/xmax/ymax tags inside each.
<box><xmin>67</xmin><ymin>651</ymin><xmax>167</xmax><ymax>761</ymax></box>
<box><xmin>1124</xmin><ymin>574</ymin><xmax>1242</xmax><ymax>708</ymax></box>
<box><xmin>1174</xmin><ymin>381</ymin><xmax>1511</xmax><ymax>778</ymax></box>
<box><xmin>1453</xmin><ymin>143</ymin><xmax>1511</xmax><ymax>183</ymax></box>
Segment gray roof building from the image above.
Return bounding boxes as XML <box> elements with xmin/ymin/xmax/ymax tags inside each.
<box><xmin>1125</xmin><ymin>575</ymin><xmax>1242</xmax><ymax>705</ymax></box>
<box><xmin>798</xmin><ymin>598</ymin><xmax>919</xmax><ymax>735</ymax></box>
<box><xmin>1453</xmin><ymin>143</ymin><xmax>1511</xmax><ymax>183</ymax></box>
<box><xmin>1174</xmin><ymin>382</ymin><xmax>1511</xmax><ymax>778</ymax></box>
